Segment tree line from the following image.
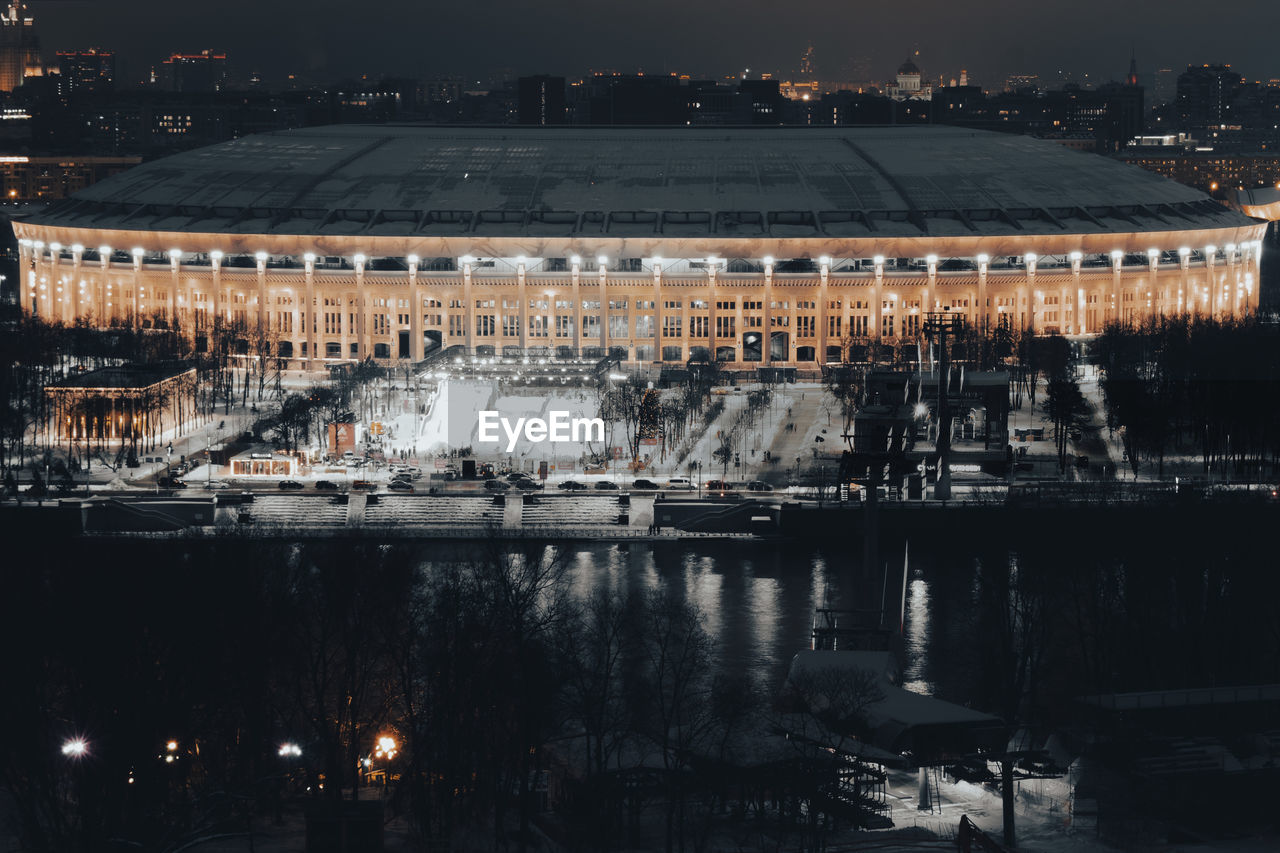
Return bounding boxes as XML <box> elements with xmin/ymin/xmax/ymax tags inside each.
<box><xmin>1095</xmin><ymin>316</ymin><xmax>1280</xmax><ymax>480</ymax></box>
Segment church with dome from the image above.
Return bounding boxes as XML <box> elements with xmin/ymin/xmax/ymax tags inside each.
<box><xmin>885</xmin><ymin>57</ymin><xmax>933</xmax><ymax>101</ymax></box>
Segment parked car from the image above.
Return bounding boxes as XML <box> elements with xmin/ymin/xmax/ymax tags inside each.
<box><xmin>558</xmin><ymin>480</ymin><xmax>587</xmax><ymax>491</ymax></box>
<box><xmin>705</xmin><ymin>479</ymin><xmax>727</xmax><ymax>491</ymax></box>
<box><xmin>514</xmin><ymin>478</ymin><xmax>543</xmax><ymax>491</ymax></box>
<box><xmin>746</xmin><ymin>481</ymin><xmax>774</xmax><ymax>492</ymax></box>
<box><xmin>594</xmin><ymin>481</ymin><xmax>620</xmax><ymax>490</ymax></box>
<box><xmin>506</xmin><ymin>471</ymin><xmax>530</xmax><ymax>482</ymax></box>
<box><xmin>484</xmin><ymin>478</ymin><xmax>511</xmax><ymax>491</ymax></box>
<box><xmin>314</xmin><ymin>480</ymin><xmax>339</xmax><ymax>491</ymax></box>
<box><xmin>351</xmin><ymin>479</ymin><xmax>376</xmax><ymax>491</ymax></box>
<box><xmin>388</xmin><ymin>480</ymin><xmax>415</xmax><ymax>492</ymax></box>
<box><xmin>632</xmin><ymin>479</ymin><xmax>658</xmax><ymax>490</ymax></box>
<box><xmin>278</xmin><ymin>479</ymin><xmax>304</xmax><ymax>490</ymax></box>
<box><xmin>667</xmin><ymin>477</ymin><xmax>693</xmax><ymax>490</ymax></box>
<box><xmin>157</xmin><ymin>476</ymin><xmax>186</xmax><ymax>489</ymax></box>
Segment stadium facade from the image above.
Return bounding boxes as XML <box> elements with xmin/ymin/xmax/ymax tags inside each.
<box><xmin>14</xmin><ymin>126</ymin><xmax>1266</xmax><ymax>369</ymax></box>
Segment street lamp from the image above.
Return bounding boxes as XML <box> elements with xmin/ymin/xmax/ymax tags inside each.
<box><xmin>61</xmin><ymin>738</ymin><xmax>88</xmax><ymax>758</ymax></box>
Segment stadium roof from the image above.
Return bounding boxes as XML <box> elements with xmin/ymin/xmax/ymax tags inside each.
<box><xmin>31</xmin><ymin>125</ymin><xmax>1253</xmax><ymax>239</ymax></box>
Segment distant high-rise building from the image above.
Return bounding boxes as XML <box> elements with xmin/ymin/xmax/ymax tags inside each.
<box><xmin>517</xmin><ymin>75</ymin><xmax>566</xmax><ymax>125</ymax></box>
<box><xmin>799</xmin><ymin>45</ymin><xmax>816</xmax><ymax>77</ymax></box>
<box><xmin>1004</xmin><ymin>74</ymin><xmax>1041</xmax><ymax>93</ymax></box>
<box><xmin>1153</xmin><ymin>68</ymin><xmax>1177</xmax><ymax>107</ymax></box>
<box><xmin>0</xmin><ymin>2</ymin><xmax>38</xmax><ymax>93</ymax></box>
<box><xmin>161</xmin><ymin>50</ymin><xmax>229</xmax><ymax>93</ymax></box>
<box><xmin>1177</xmin><ymin>64</ymin><xmax>1244</xmax><ymax>138</ymax></box>
<box><xmin>55</xmin><ymin>48</ymin><xmax>116</xmax><ymax>94</ymax></box>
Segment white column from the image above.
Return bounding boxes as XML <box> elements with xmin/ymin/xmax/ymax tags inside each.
<box><xmin>977</xmin><ymin>254</ymin><xmax>990</xmax><ymax>333</ymax></box>
<box><xmin>924</xmin><ymin>253</ymin><xmax>936</xmax><ymax>321</ymax></box>
<box><xmin>597</xmin><ymin>256</ymin><xmax>608</xmax><ymax>353</ymax></box>
<box><xmin>1178</xmin><ymin>246</ymin><xmax>1192</xmax><ymax>319</ymax></box>
<box><xmin>131</xmin><ymin>247</ymin><xmax>144</xmax><ymax>329</ymax></box>
<box><xmin>1205</xmin><ymin>246</ymin><xmax>1217</xmax><ymax>318</ymax></box>
<box><xmin>48</xmin><ymin>242</ymin><xmax>64</xmax><ymax>322</ymax></box>
<box><xmin>652</xmin><ymin>259</ymin><xmax>662</xmax><ymax>362</ymax></box>
<box><xmin>571</xmin><ymin>256</ymin><xmax>582</xmax><ymax>354</ymax></box>
<box><xmin>169</xmin><ymin>249</ymin><xmax>182</xmax><ymax>333</ymax></box>
<box><xmin>255</xmin><ymin>251</ymin><xmax>269</xmax><ymax>335</ymax></box>
<box><xmin>98</xmin><ymin>244</ymin><xmax>112</xmax><ymax>323</ymax></box>
<box><xmin>305</xmin><ymin>253</ymin><xmax>317</xmax><ymax>367</ymax></box>
<box><xmin>408</xmin><ymin>254</ymin><xmax>421</xmax><ymax>362</ymax></box>
<box><xmin>1147</xmin><ymin>248</ymin><xmax>1160</xmax><ymax>321</ymax></box>
<box><xmin>1025</xmin><ymin>253</ymin><xmax>1038</xmax><ymax>333</ymax></box>
<box><xmin>70</xmin><ymin>244</ymin><xmax>84</xmax><ymax>323</ymax></box>
<box><xmin>354</xmin><ymin>253</ymin><xmax>368</xmax><ymax>359</ymax></box>
<box><xmin>1110</xmin><ymin>250</ymin><xmax>1123</xmax><ymax>325</ymax></box>
<box><xmin>818</xmin><ymin>256</ymin><xmax>830</xmax><ymax>362</ymax></box>
<box><xmin>764</xmin><ymin>257</ymin><xmax>776</xmax><ymax>359</ymax></box>
<box><xmin>462</xmin><ymin>256</ymin><xmax>474</xmax><ymax>353</ymax></box>
<box><xmin>210</xmin><ymin>250</ymin><xmax>223</xmax><ymax>326</ymax></box>
<box><xmin>517</xmin><ymin>258</ymin><xmax>528</xmax><ymax>352</ymax></box>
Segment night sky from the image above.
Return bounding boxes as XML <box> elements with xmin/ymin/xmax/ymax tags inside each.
<box><xmin>39</xmin><ymin>0</ymin><xmax>1280</xmax><ymax>86</ymax></box>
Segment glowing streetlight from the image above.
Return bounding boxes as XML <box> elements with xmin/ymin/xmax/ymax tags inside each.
<box><xmin>61</xmin><ymin>738</ymin><xmax>88</xmax><ymax>758</ymax></box>
<box><xmin>374</xmin><ymin>735</ymin><xmax>397</xmax><ymax>760</ymax></box>
<box><xmin>278</xmin><ymin>743</ymin><xmax>303</xmax><ymax>757</ymax></box>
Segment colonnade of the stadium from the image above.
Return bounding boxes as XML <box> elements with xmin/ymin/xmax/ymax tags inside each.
<box><xmin>15</xmin><ymin>228</ymin><xmax>1267</xmax><ymax>369</ymax></box>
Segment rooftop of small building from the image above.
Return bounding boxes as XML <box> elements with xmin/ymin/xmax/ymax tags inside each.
<box><xmin>46</xmin><ymin>362</ymin><xmax>195</xmax><ymax>390</ymax></box>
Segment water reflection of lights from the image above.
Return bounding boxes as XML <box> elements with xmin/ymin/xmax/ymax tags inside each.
<box><xmin>902</xmin><ymin>574</ymin><xmax>934</xmax><ymax>695</ymax></box>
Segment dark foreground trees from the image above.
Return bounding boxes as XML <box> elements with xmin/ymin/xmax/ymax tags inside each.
<box><xmin>1096</xmin><ymin>316</ymin><xmax>1280</xmax><ymax>480</ymax></box>
<box><xmin>0</xmin><ymin>538</ymin><xmax>771</xmax><ymax>853</ymax></box>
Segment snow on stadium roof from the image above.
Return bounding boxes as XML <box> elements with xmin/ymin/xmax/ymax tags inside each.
<box><xmin>32</xmin><ymin>124</ymin><xmax>1251</xmax><ymax>239</ymax></box>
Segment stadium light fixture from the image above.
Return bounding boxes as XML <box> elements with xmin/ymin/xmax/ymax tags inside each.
<box><xmin>406</xmin><ymin>254</ymin><xmax>418</xmax><ymax>265</ymax></box>
<box><xmin>255</xmin><ymin>251</ymin><xmax>269</xmax><ymax>262</ymax></box>
<box><xmin>209</xmin><ymin>249</ymin><xmax>223</xmax><ymax>262</ymax></box>
<box><xmin>976</xmin><ymin>253</ymin><xmax>989</xmax><ymax>264</ymax></box>
<box><xmin>873</xmin><ymin>255</ymin><xmax>885</xmax><ymax>265</ymax></box>
<box><xmin>353</xmin><ymin>253</ymin><xmax>366</xmax><ymax>265</ymax></box>
<box><xmin>303</xmin><ymin>252</ymin><xmax>316</xmax><ymax>263</ymax></box>
<box><xmin>1069</xmin><ymin>251</ymin><xmax>1082</xmax><ymax>261</ymax></box>
<box><xmin>763</xmin><ymin>255</ymin><xmax>774</xmax><ymax>265</ymax></box>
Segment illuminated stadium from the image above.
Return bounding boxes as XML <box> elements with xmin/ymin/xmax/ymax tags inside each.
<box><xmin>14</xmin><ymin>125</ymin><xmax>1267</xmax><ymax>369</ymax></box>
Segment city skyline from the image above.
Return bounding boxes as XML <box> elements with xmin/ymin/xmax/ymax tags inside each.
<box><xmin>35</xmin><ymin>0</ymin><xmax>1280</xmax><ymax>88</ymax></box>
